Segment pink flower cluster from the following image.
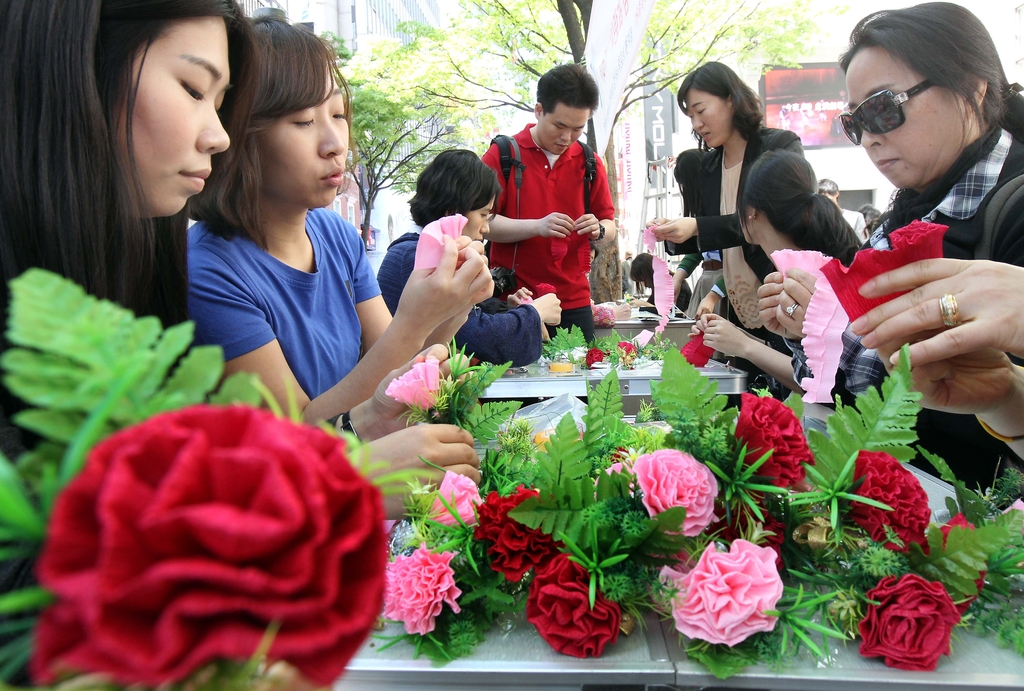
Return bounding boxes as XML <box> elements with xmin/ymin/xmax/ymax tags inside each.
<box><xmin>383</xmin><ymin>545</ymin><xmax>461</xmax><ymax>635</ymax></box>
<box><xmin>633</xmin><ymin>449</ymin><xmax>718</xmax><ymax>536</ymax></box>
<box><xmin>385</xmin><ymin>357</ymin><xmax>441</xmax><ymax>408</ymax></box>
<box><xmin>673</xmin><ymin>540</ymin><xmax>783</xmax><ymax>646</ymax></box>
<box><xmin>431</xmin><ymin>472</ymin><xmax>482</xmax><ymax>526</ymax></box>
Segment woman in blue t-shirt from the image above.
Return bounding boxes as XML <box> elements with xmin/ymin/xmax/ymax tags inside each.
<box><xmin>188</xmin><ymin>17</ymin><xmax>492</xmax><ymax>428</ymax></box>
<box><xmin>188</xmin><ymin>18</ymin><xmax>489</xmax><ymax>513</ymax></box>
<box><xmin>378</xmin><ymin>150</ymin><xmax>562</xmax><ymax>366</ymax></box>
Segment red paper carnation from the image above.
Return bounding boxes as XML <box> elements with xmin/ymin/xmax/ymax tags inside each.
<box><xmin>534</xmin><ymin>283</ymin><xmax>557</xmax><ymax>297</ymax></box>
<box><xmin>526</xmin><ymin>553</ymin><xmax>621</xmax><ymax>658</ymax></box>
<box><xmin>822</xmin><ymin>220</ymin><xmax>947</xmax><ymax>321</ymax></box>
<box><xmin>939</xmin><ymin>513</ymin><xmax>985</xmax><ymax>612</ymax></box>
<box><xmin>585</xmin><ymin>347</ymin><xmax>607</xmax><ymax>368</ymax></box>
<box><xmin>474</xmin><ymin>486</ymin><xmax>559</xmax><ymax>581</ymax></box>
<box><xmin>618</xmin><ymin>341</ymin><xmax>637</xmax><ymax>356</ymax></box>
<box><xmin>859</xmin><ymin>573</ymin><xmax>961</xmax><ymax>671</ymax></box>
<box><xmin>848</xmin><ymin>451</ymin><xmax>930</xmax><ymax>551</ymax></box>
<box><xmin>681</xmin><ymin>334</ymin><xmax>715</xmax><ymax>367</ymax></box>
<box><xmin>32</xmin><ymin>405</ymin><xmax>385</xmax><ymax>687</ymax></box>
<box><xmin>734</xmin><ymin>393</ymin><xmax>813</xmax><ymax>487</ymax></box>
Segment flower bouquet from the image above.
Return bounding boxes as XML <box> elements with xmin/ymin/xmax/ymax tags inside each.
<box><xmin>380</xmin><ymin>346</ymin><xmax>1024</xmax><ymax>676</ymax></box>
<box><xmin>0</xmin><ymin>270</ymin><xmax>405</xmax><ymax>689</ymax></box>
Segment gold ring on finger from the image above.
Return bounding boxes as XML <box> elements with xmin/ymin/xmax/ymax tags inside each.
<box><xmin>938</xmin><ymin>293</ymin><xmax>960</xmax><ymax>327</ymax></box>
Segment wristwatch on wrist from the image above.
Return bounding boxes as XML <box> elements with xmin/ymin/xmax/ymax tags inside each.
<box><xmin>597</xmin><ymin>223</ymin><xmax>606</xmax><ymax>240</ymax></box>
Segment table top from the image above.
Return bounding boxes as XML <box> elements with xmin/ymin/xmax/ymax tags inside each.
<box><xmin>595</xmin><ymin>318</ymin><xmax>696</xmax><ymax>347</ymax></box>
<box><xmin>481</xmin><ymin>360</ymin><xmax>748</xmax><ymax>398</ymax></box>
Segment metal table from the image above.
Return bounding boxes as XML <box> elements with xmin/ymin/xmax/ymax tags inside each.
<box><xmin>595</xmin><ymin>318</ymin><xmax>696</xmax><ymax>348</ymax></box>
<box><xmin>481</xmin><ymin>360</ymin><xmax>748</xmax><ymax>399</ymax></box>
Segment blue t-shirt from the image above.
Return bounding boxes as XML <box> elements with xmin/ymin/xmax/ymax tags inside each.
<box><xmin>188</xmin><ymin>208</ymin><xmax>381</xmax><ymax>399</ymax></box>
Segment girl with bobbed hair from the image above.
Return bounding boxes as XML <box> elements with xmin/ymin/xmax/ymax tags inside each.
<box><xmin>741</xmin><ymin>151</ymin><xmax>861</xmax><ymax>267</ymax></box>
<box><xmin>761</xmin><ymin>2</ymin><xmax>1024</xmax><ymax>487</ymax></box>
<box><xmin>377</xmin><ymin>149</ymin><xmax>562</xmax><ymax>366</ymax></box>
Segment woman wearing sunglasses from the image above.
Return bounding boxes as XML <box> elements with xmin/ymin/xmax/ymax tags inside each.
<box><xmin>759</xmin><ymin>2</ymin><xmax>1024</xmax><ymax>488</ymax></box>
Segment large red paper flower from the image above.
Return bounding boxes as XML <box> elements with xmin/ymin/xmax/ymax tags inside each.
<box><xmin>848</xmin><ymin>451</ymin><xmax>930</xmax><ymax>550</ymax></box>
<box><xmin>617</xmin><ymin>341</ymin><xmax>637</xmax><ymax>356</ymax></box>
<box><xmin>474</xmin><ymin>487</ymin><xmax>559</xmax><ymax>581</ymax></box>
<box><xmin>859</xmin><ymin>574</ymin><xmax>960</xmax><ymax>671</ymax></box>
<box><xmin>526</xmin><ymin>553</ymin><xmax>621</xmax><ymax>658</ymax></box>
<box><xmin>32</xmin><ymin>405</ymin><xmax>385</xmax><ymax>687</ymax></box>
<box><xmin>734</xmin><ymin>393</ymin><xmax>813</xmax><ymax>487</ymax></box>
<box><xmin>822</xmin><ymin>220</ymin><xmax>947</xmax><ymax>321</ymax></box>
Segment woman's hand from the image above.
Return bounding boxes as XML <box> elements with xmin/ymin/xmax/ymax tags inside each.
<box><xmin>852</xmin><ymin>259</ymin><xmax>1024</xmax><ymax>365</ymax></box>
<box><xmin>696</xmin><ymin>291</ymin><xmax>721</xmax><ymax>318</ymax></box>
<box><xmin>650</xmin><ymin>217</ymin><xmax>698</xmax><ymax>244</ymax></box>
<box><xmin>359</xmin><ymin>425</ymin><xmax>480</xmax><ymax>519</ymax></box>
<box><xmin>507</xmin><ymin>287</ymin><xmax>534</xmax><ymax>307</ymax></box>
<box><xmin>757</xmin><ymin>273</ymin><xmax>803</xmax><ymax>340</ymax></box>
<box><xmin>395</xmin><ymin>236</ymin><xmax>494</xmax><ymax>338</ymax></box>
<box><xmin>349</xmin><ymin>345</ymin><xmax>449</xmax><ymax>440</ymax></box>
<box><xmin>531</xmin><ymin>293</ymin><xmax>562</xmax><ymax>325</ymax></box>
<box><xmin>698</xmin><ymin>313</ymin><xmax>752</xmax><ymax>359</ymax></box>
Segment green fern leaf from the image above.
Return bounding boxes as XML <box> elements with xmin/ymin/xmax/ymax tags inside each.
<box><xmin>508</xmin><ymin>494</ymin><xmax>589</xmax><ymax>547</ymax></box>
<box><xmin>583</xmin><ymin>369</ymin><xmax>623</xmax><ymax>448</ymax></box>
<box><xmin>534</xmin><ymin>413</ymin><xmax>591</xmax><ymax>503</ymax></box>
<box><xmin>464</xmin><ymin>400</ymin><xmax>520</xmax><ymax>445</ymax></box>
<box><xmin>908</xmin><ymin>524</ymin><xmax>1013</xmax><ymax>598</ymax></box>
<box><xmin>823</xmin><ymin>354</ymin><xmax>921</xmax><ymax>464</ymax></box>
<box><xmin>652</xmin><ymin>350</ymin><xmax>727</xmax><ymax>426</ymax></box>
<box><xmin>209</xmin><ymin>372</ymin><xmax>264</xmax><ymax>407</ymax></box>
<box><xmin>141</xmin><ymin>345</ymin><xmax>224</xmax><ymax>417</ymax></box>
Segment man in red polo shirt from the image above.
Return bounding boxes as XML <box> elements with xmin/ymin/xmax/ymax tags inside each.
<box><xmin>482</xmin><ymin>64</ymin><xmax>617</xmax><ymax>342</ymax></box>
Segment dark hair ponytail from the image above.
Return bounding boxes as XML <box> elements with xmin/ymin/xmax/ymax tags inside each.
<box><xmin>742</xmin><ymin>151</ymin><xmax>860</xmax><ymax>265</ymax></box>
<box><xmin>673</xmin><ymin>149</ymin><xmax>703</xmax><ymax>218</ymax></box>
<box><xmin>840</xmin><ymin>2</ymin><xmax>1024</xmax><ymax>141</ymax></box>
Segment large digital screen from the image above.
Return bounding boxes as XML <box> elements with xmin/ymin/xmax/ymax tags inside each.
<box><xmin>760</xmin><ymin>64</ymin><xmax>853</xmax><ymax>148</ymax></box>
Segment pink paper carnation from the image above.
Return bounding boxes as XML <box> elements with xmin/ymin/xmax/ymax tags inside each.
<box><xmin>383</xmin><ymin>545</ymin><xmax>461</xmax><ymax>636</ymax></box>
<box><xmin>633</xmin><ymin>449</ymin><xmax>718</xmax><ymax>536</ymax></box>
<box><xmin>431</xmin><ymin>472</ymin><xmax>482</xmax><ymax>526</ymax></box>
<box><xmin>385</xmin><ymin>358</ymin><xmax>440</xmax><ymax>408</ymax></box>
<box><xmin>672</xmin><ymin>540</ymin><xmax>783</xmax><ymax>646</ymax></box>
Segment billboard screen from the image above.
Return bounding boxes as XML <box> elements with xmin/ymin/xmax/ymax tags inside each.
<box><xmin>760</xmin><ymin>64</ymin><xmax>852</xmax><ymax>148</ymax></box>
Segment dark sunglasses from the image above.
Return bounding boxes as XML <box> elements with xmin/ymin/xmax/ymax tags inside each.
<box><xmin>839</xmin><ymin>79</ymin><xmax>933</xmax><ymax>145</ymax></box>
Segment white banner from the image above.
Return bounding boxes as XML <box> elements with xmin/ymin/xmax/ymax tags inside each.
<box><xmin>584</xmin><ymin>0</ymin><xmax>658</xmax><ymax>154</ymax></box>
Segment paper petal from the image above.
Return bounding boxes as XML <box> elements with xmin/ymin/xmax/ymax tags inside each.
<box><xmin>821</xmin><ymin>220</ymin><xmax>947</xmax><ymax>321</ymax></box>
<box><xmin>413</xmin><ymin>214</ymin><xmax>468</xmax><ymax>271</ymax></box>
<box><xmin>681</xmin><ymin>334</ymin><xmax>715</xmax><ymax>367</ymax></box>
<box><xmin>385</xmin><ymin>359</ymin><xmax>441</xmax><ymax>408</ymax></box>
<box><xmin>770</xmin><ymin>249</ymin><xmax>849</xmax><ymax>405</ymax></box>
<box><xmin>634</xmin><ymin>329</ymin><xmax>655</xmax><ymax>347</ymax></box>
<box><xmin>534</xmin><ymin>283</ymin><xmax>556</xmax><ymax>297</ymax></box>
<box><xmin>551</xmin><ymin>236</ymin><xmax>569</xmax><ymax>269</ymax></box>
<box><xmin>642</xmin><ymin>226</ymin><xmax>673</xmax><ymax>333</ymax></box>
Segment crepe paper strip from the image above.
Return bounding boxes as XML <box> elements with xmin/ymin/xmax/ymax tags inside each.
<box><xmin>681</xmin><ymin>333</ymin><xmax>715</xmax><ymax>367</ymax></box>
<box><xmin>413</xmin><ymin>214</ymin><xmax>468</xmax><ymax>271</ymax></box>
<box><xmin>578</xmin><ymin>240</ymin><xmax>593</xmax><ymax>274</ymax></box>
<box><xmin>642</xmin><ymin>226</ymin><xmax>674</xmax><ymax>333</ymax></box>
<box><xmin>534</xmin><ymin>283</ymin><xmax>557</xmax><ymax>297</ymax></box>
<box><xmin>551</xmin><ymin>236</ymin><xmax>570</xmax><ymax>268</ymax></box>
<box><xmin>772</xmin><ymin>249</ymin><xmax>849</xmax><ymax>404</ymax></box>
<box><xmin>821</xmin><ymin>220</ymin><xmax>947</xmax><ymax>321</ymax></box>
<box><xmin>634</xmin><ymin>329</ymin><xmax>655</xmax><ymax>347</ymax></box>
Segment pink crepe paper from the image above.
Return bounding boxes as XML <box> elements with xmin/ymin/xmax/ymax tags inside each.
<box><xmin>681</xmin><ymin>334</ymin><xmax>715</xmax><ymax>367</ymax></box>
<box><xmin>634</xmin><ymin>329</ymin><xmax>655</xmax><ymax>347</ymax></box>
<box><xmin>771</xmin><ymin>249</ymin><xmax>848</xmax><ymax>404</ymax></box>
<box><xmin>385</xmin><ymin>357</ymin><xmax>441</xmax><ymax>408</ymax></box>
<box><xmin>821</xmin><ymin>220</ymin><xmax>947</xmax><ymax>321</ymax></box>
<box><xmin>413</xmin><ymin>214</ymin><xmax>468</xmax><ymax>271</ymax></box>
<box><xmin>642</xmin><ymin>226</ymin><xmax>673</xmax><ymax>333</ymax></box>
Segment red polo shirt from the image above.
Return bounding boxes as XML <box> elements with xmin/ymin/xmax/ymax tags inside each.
<box><xmin>482</xmin><ymin>124</ymin><xmax>615</xmax><ymax>310</ymax></box>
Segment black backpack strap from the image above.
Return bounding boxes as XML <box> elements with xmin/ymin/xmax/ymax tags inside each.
<box><xmin>578</xmin><ymin>140</ymin><xmax>597</xmax><ymax>216</ymax></box>
<box><xmin>490</xmin><ymin>134</ymin><xmax>525</xmax><ymax>219</ymax></box>
<box><xmin>978</xmin><ymin>172</ymin><xmax>1024</xmax><ymax>260</ymax></box>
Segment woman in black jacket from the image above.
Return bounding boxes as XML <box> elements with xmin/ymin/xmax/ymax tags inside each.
<box><xmin>653</xmin><ymin>62</ymin><xmax>802</xmax><ymax>393</ymax></box>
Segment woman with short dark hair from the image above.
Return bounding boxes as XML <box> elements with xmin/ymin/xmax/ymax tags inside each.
<box><xmin>377</xmin><ymin>150</ymin><xmax>561</xmax><ymax>366</ymax></box>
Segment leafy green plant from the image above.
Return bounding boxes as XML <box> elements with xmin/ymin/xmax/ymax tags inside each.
<box><xmin>542</xmin><ymin>325</ymin><xmax>587</xmax><ymax>362</ymax></box>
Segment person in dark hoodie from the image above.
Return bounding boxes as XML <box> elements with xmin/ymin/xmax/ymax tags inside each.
<box><xmin>378</xmin><ymin>150</ymin><xmax>561</xmax><ymax>366</ymax></box>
